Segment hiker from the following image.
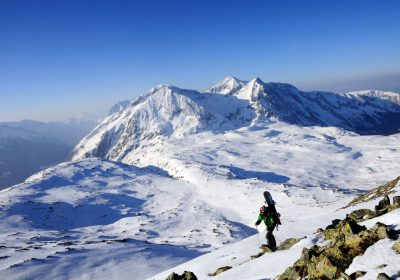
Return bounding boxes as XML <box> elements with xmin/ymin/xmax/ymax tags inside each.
<box><xmin>255</xmin><ymin>205</ymin><xmax>277</xmax><ymax>250</ymax></box>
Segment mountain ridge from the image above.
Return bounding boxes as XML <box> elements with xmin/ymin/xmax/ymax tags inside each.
<box><xmin>71</xmin><ymin>77</ymin><xmax>400</xmax><ymax>163</ymax></box>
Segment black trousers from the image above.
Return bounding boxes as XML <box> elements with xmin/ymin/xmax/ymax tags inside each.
<box><xmin>265</xmin><ymin>224</ymin><xmax>276</xmax><ymax>249</ymax></box>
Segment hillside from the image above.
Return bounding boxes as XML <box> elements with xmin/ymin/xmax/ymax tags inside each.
<box><xmin>152</xmin><ymin>179</ymin><xmax>400</xmax><ymax>280</ymax></box>
<box><xmin>1</xmin><ymin>78</ymin><xmax>400</xmax><ymax>279</ymax></box>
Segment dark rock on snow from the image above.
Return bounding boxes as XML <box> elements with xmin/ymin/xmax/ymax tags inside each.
<box><xmin>209</xmin><ymin>266</ymin><xmax>232</xmax><ymax>276</ymax></box>
<box><xmin>376</xmin><ymin>272</ymin><xmax>391</xmax><ymax>280</ymax></box>
<box><xmin>279</xmin><ymin>218</ymin><xmax>392</xmax><ymax>280</ymax></box>
<box><xmin>166</xmin><ymin>271</ymin><xmax>197</xmax><ymax>280</ymax></box>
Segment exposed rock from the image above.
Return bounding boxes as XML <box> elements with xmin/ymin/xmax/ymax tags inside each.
<box><xmin>325</xmin><ymin>219</ymin><xmax>341</xmax><ymax>230</ymax></box>
<box><xmin>251</xmin><ymin>252</ymin><xmax>265</xmax><ymax>260</ymax></box>
<box><xmin>209</xmin><ymin>266</ymin><xmax>232</xmax><ymax>276</ymax></box>
<box><xmin>276</xmin><ymin>237</ymin><xmax>304</xmax><ymax>251</ymax></box>
<box><xmin>279</xmin><ymin>217</ymin><xmax>390</xmax><ymax>280</ymax></box>
<box><xmin>348</xmin><ymin>209</ymin><xmax>376</xmax><ymax>222</ymax></box>
<box><xmin>260</xmin><ymin>244</ymin><xmax>274</xmax><ymax>253</ymax></box>
<box><xmin>393</xmin><ymin>196</ymin><xmax>400</xmax><ymax>209</ymax></box>
<box><xmin>323</xmin><ymin>219</ymin><xmax>366</xmax><ymax>241</ymax></box>
<box><xmin>373</xmin><ymin>222</ymin><xmax>390</xmax><ymax>239</ymax></box>
<box><xmin>349</xmin><ymin>270</ymin><xmax>366</xmax><ymax>279</ymax></box>
<box><xmin>344</xmin><ymin>177</ymin><xmax>400</xmax><ymax>208</ymax></box>
<box><xmin>340</xmin><ymin>271</ymin><xmax>352</xmax><ymax>280</ymax></box>
<box><xmin>375</xmin><ymin>264</ymin><xmax>387</xmax><ymax>269</ymax></box>
<box><xmin>166</xmin><ymin>271</ymin><xmax>198</xmax><ymax>280</ymax></box>
<box><xmin>307</xmin><ymin>253</ymin><xmax>337</xmax><ymax>279</ymax></box>
<box><xmin>251</xmin><ymin>243</ymin><xmax>278</xmax><ymax>259</ymax></box>
<box><xmin>376</xmin><ymin>272</ymin><xmax>391</xmax><ymax>280</ymax></box>
<box><xmin>393</xmin><ymin>239</ymin><xmax>400</xmax><ymax>254</ymax></box>
<box><xmin>375</xmin><ymin>195</ymin><xmax>391</xmax><ymax>214</ymax></box>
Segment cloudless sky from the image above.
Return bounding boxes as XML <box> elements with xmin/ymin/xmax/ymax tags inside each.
<box><xmin>1</xmin><ymin>0</ymin><xmax>400</xmax><ymax>121</ymax></box>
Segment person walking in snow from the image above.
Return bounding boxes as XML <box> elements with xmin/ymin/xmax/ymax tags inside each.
<box><xmin>255</xmin><ymin>205</ymin><xmax>277</xmax><ymax>250</ymax></box>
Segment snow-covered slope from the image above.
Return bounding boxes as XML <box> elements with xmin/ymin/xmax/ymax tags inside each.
<box><xmin>2</xmin><ymin>121</ymin><xmax>400</xmax><ymax>279</ymax></box>
<box><xmin>2</xmin><ymin>78</ymin><xmax>400</xmax><ymax>279</ymax></box>
<box><xmin>152</xmin><ymin>186</ymin><xmax>400</xmax><ymax>280</ymax></box>
<box><xmin>231</xmin><ymin>78</ymin><xmax>400</xmax><ymax>134</ymax></box>
<box><xmin>71</xmin><ymin>77</ymin><xmax>400</xmax><ymax>163</ymax></box>
<box><xmin>70</xmin><ymin>84</ymin><xmax>254</xmax><ymax>161</ymax></box>
<box><xmin>208</xmin><ymin>76</ymin><xmax>247</xmax><ymax>95</ymax></box>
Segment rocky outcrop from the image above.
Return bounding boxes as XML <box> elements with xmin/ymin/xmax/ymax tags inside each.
<box><xmin>251</xmin><ymin>244</ymin><xmax>274</xmax><ymax>259</ymax></box>
<box><xmin>393</xmin><ymin>196</ymin><xmax>400</xmax><ymax>208</ymax></box>
<box><xmin>347</xmin><ymin>209</ymin><xmax>376</xmax><ymax>222</ymax></box>
<box><xmin>279</xmin><ymin>193</ymin><xmax>400</xmax><ymax>280</ymax></box>
<box><xmin>279</xmin><ymin>208</ymin><xmax>399</xmax><ymax>280</ymax></box>
<box><xmin>276</xmin><ymin>237</ymin><xmax>304</xmax><ymax>251</ymax></box>
<box><xmin>209</xmin><ymin>266</ymin><xmax>232</xmax><ymax>276</ymax></box>
<box><xmin>376</xmin><ymin>273</ymin><xmax>391</xmax><ymax>280</ymax></box>
<box><xmin>344</xmin><ymin>177</ymin><xmax>400</xmax><ymax>208</ymax></box>
<box><xmin>166</xmin><ymin>271</ymin><xmax>197</xmax><ymax>280</ymax></box>
<box><xmin>375</xmin><ymin>195</ymin><xmax>391</xmax><ymax>214</ymax></box>
<box><xmin>394</xmin><ymin>239</ymin><xmax>400</xmax><ymax>254</ymax></box>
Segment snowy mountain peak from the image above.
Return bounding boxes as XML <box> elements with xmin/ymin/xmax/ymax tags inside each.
<box><xmin>249</xmin><ymin>77</ymin><xmax>263</xmax><ymax>84</ymax></box>
<box><xmin>208</xmin><ymin>76</ymin><xmax>247</xmax><ymax>95</ymax></box>
<box><xmin>71</xmin><ymin>77</ymin><xmax>400</xmax><ymax>162</ymax></box>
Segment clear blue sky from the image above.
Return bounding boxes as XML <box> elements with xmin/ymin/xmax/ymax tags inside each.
<box><xmin>1</xmin><ymin>0</ymin><xmax>400</xmax><ymax>121</ymax></box>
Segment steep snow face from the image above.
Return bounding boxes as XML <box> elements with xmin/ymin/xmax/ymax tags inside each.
<box><xmin>71</xmin><ymin>84</ymin><xmax>255</xmax><ymax>161</ymax></box>
<box><xmin>210</xmin><ymin>77</ymin><xmax>400</xmax><ymax>135</ymax></box>
<box><xmin>72</xmin><ymin>78</ymin><xmax>400</xmax><ymax>163</ymax></box>
<box><xmin>208</xmin><ymin>76</ymin><xmax>247</xmax><ymax>95</ymax></box>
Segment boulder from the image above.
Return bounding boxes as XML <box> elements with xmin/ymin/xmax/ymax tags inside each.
<box><xmin>375</xmin><ymin>195</ymin><xmax>391</xmax><ymax>213</ymax></box>
<box><xmin>323</xmin><ymin>219</ymin><xmax>366</xmax><ymax>241</ymax></box>
<box><xmin>349</xmin><ymin>270</ymin><xmax>366</xmax><ymax>279</ymax></box>
<box><xmin>340</xmin><ymin>271</ymin><xmax>352</xmax><ymax>280</ymax></box>
<box><xmin>260</xmin><ymin>244</ymin><xmax>274</xmax><ymax>253</ymax></box>
<box><xmin>209</xmin><ymin>266</ymin><xmax>232</xmax><ymax>276</ymax></box>
<box><xmin>393</xmin><ymin>239</ymin><xmax>400</xmax><ymax>254</ymax></box>
<box><xmin>166</xmin><ymin>271</ymin><xmax>198</xmax><ymax>280</ymax></box>
<box><xmin>372</xmin><ymin>222</ymin><xmax>389</xmax><ymax>239</ymax></box>
<box><xmin>348</xmin><ymin>209</ymin><xmax>376</xmax><ymax>222</ymax></box>
<box><xmin>250</xmin><ymin>252</ymin><xmax>265</xmax><ymax>260</ymax></box>
<box><xmin>325</xmin><ymin>219</ymin><xmax>341</xmax><ymax>230</ymax></box>
<box><xmin>307</xmin><ymin>253</ymin><xmax>337</xmax><ymax>279</ymax></box>
<box><xmin>393</xmin><ymin>196</ymin><xmax>400</xmax><ymax>209</ymax></box>
<box><xmin>280</xmin><ymin>217</ymin><xmax>389</xmax><ymax>280</ymax></box>
<box><xmin>376</xmin><ymin>273</ymin><xmax>391</xmax><ymax>280</ymax></box>
<box><xmin>375</xmin><ymin>264</ymin><xmax>387</xmax><ymax>269</ymax></box>
<box><xmin>276</xmin><ymin>237</ymin><xmax>304</xmax><ymax>251</ymax></box>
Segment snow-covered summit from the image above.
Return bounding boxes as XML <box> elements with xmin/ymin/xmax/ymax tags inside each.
<box><xmin>71</xmin><ymin>78</ymin><xmax>400</xmax><ymax>163</ymax></box>
<box><xmin>208</xmin><ymin>76</ymin><xmax>247</xmax><ymax>95</ymax></box>
<box><xmin>70</xmin><ymin>84</ymin><xmax>254</xmax><ymax>161</ymax></box>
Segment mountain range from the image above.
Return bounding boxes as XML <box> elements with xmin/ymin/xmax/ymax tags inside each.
<box><xmin>0</xmin><ymin>77</ymin><xmax>399</xmax><ymax>279</ymax></box>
